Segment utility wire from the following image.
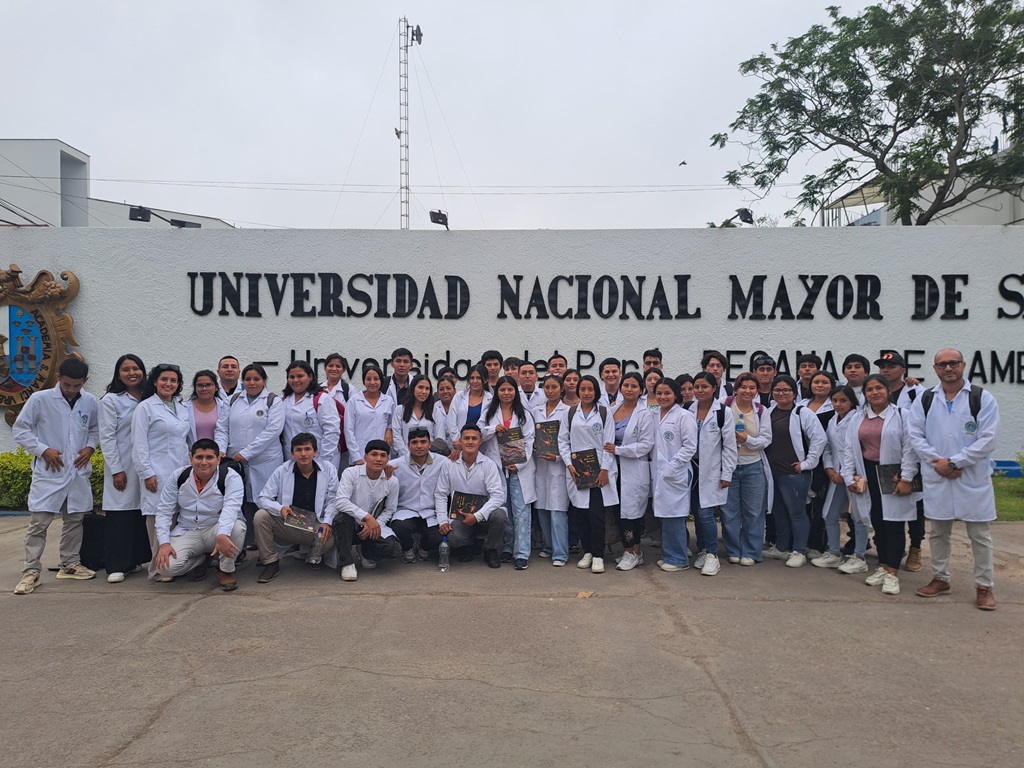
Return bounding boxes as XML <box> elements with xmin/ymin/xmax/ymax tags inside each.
<box><xmin>0</xmin><ymin>150</ymin><xmax>106</xmax><ymax>227</ymax></box>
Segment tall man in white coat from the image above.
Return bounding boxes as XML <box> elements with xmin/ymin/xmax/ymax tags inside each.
<box><xmin>12</xmin><ymin>358</ymin><xmax>99</xmax><ymax>595</ymax></box>
<box><xmin>908</xmin><ymin>348</ymin><xmax>1000</xmax><ymax>611</ymax></box>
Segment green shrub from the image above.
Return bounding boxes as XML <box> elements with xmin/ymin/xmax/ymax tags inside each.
<box><xmin>0</xmin><ymin>447</ymin><xmax>105</xmax><ymax>510</ymax></box>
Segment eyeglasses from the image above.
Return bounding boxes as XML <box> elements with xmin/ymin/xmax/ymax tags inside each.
<box><xmin>934</xmin><ymin>360</ymin><xmax>964</xmax><ymax>369</ymax></box>
<box><xmin>195</xmin><ymin>383</ymin><xmax>216</xmax><ymax>389</ymax></box>
<box><xmin>156</xmin><ymin>363</ymin><xmax>181</xmax><ymax>373</ymax></box>
<box><xmin>772</xmin><ymin>388</ymin><xmax>794</xmax><ymax>394</ymax></box>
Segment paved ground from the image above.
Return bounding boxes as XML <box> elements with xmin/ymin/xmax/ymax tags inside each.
<box><xmin>1</xmin><ymin>516</ymin><xmax>1021</xmax><ymax>768</ymax></box>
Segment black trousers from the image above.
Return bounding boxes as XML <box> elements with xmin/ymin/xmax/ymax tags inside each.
<box><xmin>103</xmin><ymin>509</ymin><xmax>152</xmax><ymax>574</ymax></box>
<box><xmin>391</xmin><ymin>517</ymin><xmax>443</xmax><ymax>553</ymax></box>
<box><xmin>907</xmin><ymin>499</ymin><xmax>925</xmax><ymax>548</ymax></box>
<box><xmin>866</xmin><ymin>458</ymin><xmax>906</xmax><ymax>570</ymax></box>
<box><xmin>572</xmin><ymin>487</ymin><xmax>607</xmax><ymax>557</ymax></box>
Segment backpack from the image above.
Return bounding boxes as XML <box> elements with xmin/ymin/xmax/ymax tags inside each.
<box><xmin>313</xmin><ymin>391</ymin><xmax>348</xmax><ymax>453</ymax></box>
<box><xmin>567</xmin><ymin>403</ymin><xmax>608</xmax><ymax>430</ymax></box>
<box><xmin>176</xmin><ymin>463</ymin><xmax>238</xmax><ymax>495</ymax></box>
<box><xmin>230</xmin><ymin>391</ymin><xmax>278</xmax><ymax>409</ymax></box>
<box><xmin>921</xmin><ymin>385</ymin><xmax>983</xmax><ymax>420</ymax></box>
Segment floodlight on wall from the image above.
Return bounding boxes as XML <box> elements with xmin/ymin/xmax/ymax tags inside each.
<box><xmin>128</xmin><ymin>206</ymin><xmax>201</xmax><ymax>228</ymax></box>
<box><xmin>429</xmin><ymin>209</ymin><xmax>449</xmax><ymax>230</ymax></box>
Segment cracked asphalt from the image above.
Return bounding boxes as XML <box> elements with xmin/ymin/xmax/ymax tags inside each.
<box><xmin>1</xmin><ymin>516</ymin><xmax>1021</xmax><ymax>768</ymax></box>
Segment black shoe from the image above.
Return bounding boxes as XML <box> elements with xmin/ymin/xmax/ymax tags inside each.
<box><xmin>456</xmin><ymin>546</ymin><xmax>473</xmax><ymax>563</ymax></box>
<box><xmin>569</xmin><ymin>543</ymin><xmax>580</xmax><ymax>554</ymax></box>
<box><xmin>514</xmin><ymin>558</ymin><xmax>528</xmax><ymax>570</ymax></box>
<box><xmin>188</xmin><ymin>556</ymin><xmax>213</xmax><ymax>582</ymax></box>
<box><xmin>500</xmin><ymin>551</ymin><xmax>513</xmax><ymax>563</ymax></box>
<box><xmin>484</xmin><ymin>549</ymin><xmax>501</xmax><ymax>568</ymax></box>
<box><xmin>246</xmin><ymin>544</ymin><xmax>259</xmax><ymax>551</ymax></box>
<box><xmin>234</xmin><ymin>550</ymin><xmax>247</xmax><ymax>565</ymax></box>
<box><xmin>257</xmin><ymin>561</ymin><xmax>280</xmax><ymax>583</ymax></box>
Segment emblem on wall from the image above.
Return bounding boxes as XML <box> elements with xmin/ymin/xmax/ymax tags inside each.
<box><xmin>0</xmin><ymin>264</ymin><xmax>82</xmax><ymax>426</ymax></box>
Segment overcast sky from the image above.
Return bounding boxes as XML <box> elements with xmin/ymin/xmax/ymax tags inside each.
<box><xmin>1</xmin><ymin>0</ymin><xmax>876</xmax><ymax>230</ymax></box>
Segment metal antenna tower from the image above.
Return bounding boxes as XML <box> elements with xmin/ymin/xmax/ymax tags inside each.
<box><xmin>398</xmin><ymin>18</ymin><xmax>422</xmax><ymax>230</ymax></box>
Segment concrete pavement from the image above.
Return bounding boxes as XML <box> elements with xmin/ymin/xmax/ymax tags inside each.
<box><xmin>0</xmin><ymin>516</ymin><xmax>1021</xmax><ymax>768</ymax></box>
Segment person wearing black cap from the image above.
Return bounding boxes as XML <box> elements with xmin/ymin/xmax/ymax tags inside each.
<box><xmin>751</xmin><ymin>355</ymin><xmax>777</xmax><ymax>409</ymax></box>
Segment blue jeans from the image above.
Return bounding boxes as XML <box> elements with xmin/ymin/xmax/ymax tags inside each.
<box><xmin>695</xmin><ymin>505</ymin><xmax>719</xmax><ymax>555</ymax></box>
<box><xmin>537</xmin><ymin>509</ymin><xmax>568</xmax><ymax>562</ymax></box>
<box><xmin>822</xmin><ymin>483</ymin><xmax>847</xmax><ymax>556</ymax></box>
<box><xmin>502</xmin><ymin>473</ymin><xmax>532</xmax><ymax>561</ymax></box>
<box><xmin>660</xmin><ymin>517</ymin><xmax>689</xmax><ymax>567</ymax></box>
<box><xmin>773</xmin><ymin>471</ymin><xmax>812</xmax><ymax>553</ymax></box>
<box><xmin>722</xmin><ymin>461</ymin><xmax>767</xmax><ymax>561</ymax></box>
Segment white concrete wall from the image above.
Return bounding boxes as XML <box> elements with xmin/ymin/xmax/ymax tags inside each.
<box><xmin>0</xmin><ymin>139</ymin><xmax>89</xmax><ymax>227</ymax></box>
<box><xmin>1</xmin><ymin>227</ymin><xmax>1022</xmax><ymax>458</ymax></box>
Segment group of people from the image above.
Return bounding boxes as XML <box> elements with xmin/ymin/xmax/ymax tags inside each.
<box><xmin>10</xmin><ymin>345</ymin><xmax>1000</xmax><ymax>611</ymax></box>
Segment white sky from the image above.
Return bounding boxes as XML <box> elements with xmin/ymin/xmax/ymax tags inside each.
<box><xmin>0</xmin><ymin>0</ymin><xmax>876</xmax><ymax>230</ymax></box>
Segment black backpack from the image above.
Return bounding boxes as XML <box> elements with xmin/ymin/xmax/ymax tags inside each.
<box><xmin>176</xmin><ymin>464</ymin><xmax>239</xmax><ymax>495</ymax></box>
<box><xmin>921</xmin><ymin>385</ymin><xmax>983</xmax><ymax>420</ymax></box>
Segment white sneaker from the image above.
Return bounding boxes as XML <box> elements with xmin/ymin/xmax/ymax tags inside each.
<box><xmin>14</xmin><ymin>571</ymin><xmax>40</xmax><ymax>595</ymax></box>
<box><xmin>106</xmin><ymin>572</ymin><xmax>126</xmax><ymax>583</ymax></box>
<box><xmin>807</xmin><ymin>549</ymin><xmax>823</xmax><ymax>561</ymax></box>
<box><xmin>882</xmin><ymin>572</ymin><xmax>901</xmax><ymax>595</ymax></box>
<box><xmin>739</xmin><ymin>557</ymin><xmax>756</xmax><ymax>566</ymax></box>
<box><xmin>811</xmin><ymin>552</ymin><xmax>843</xmax><ymax>569</ymax></box>
<box><xmin>838</xmin><ymin>556</ymin><xmax>868</xmax><ymax>574</ymax></box>
<box><xmin>591</xmin><ymin>557</ymin><xmax>605</xmax><ymax>574</ymax></box>
<box><xmin>340</xmin><ymin>564</ymin><xmax>358</xmax><ymax>582</ymax></box>
<box><xmin>658</xmin><ymin>561</ymin><xmax>689</xmax><ymax>572</ymax></box>
<box><xmin>616</xmin><ymin>551</ymin><xmax>640</xmax><ymax>571</ymax></box>
<box><xmin>361</xmin><ymin>557</ymin><xmax>377</xmax><ymax>570</ymax></box>
<box><xmin>401</xmin><ymin>549</ymin><xmax>416</xmax><ymax>564</ymax></box>
<box><xmin>865</xmin><ymin>567</ymin><xmax>887</xmax><ymax>586</ymax></box>
<box><xmin>694</xmin><ymin>550</ymin><xmax>708</xmax><ymax>569</ymax></box>
<box><xmin>785</xmin><ymin>551</ymin><xmax>807</xmax><ymax>568</ymax></box>
<box><xmin>727</xmin><ymin>556</ymin><xmax>740</xmax><ymax>564</ymax></box>
<box><xmin>576</xmin><ymin>553</ymin><xmax>593</xmax><ymax>569</ymax></box>
<box><xmin>56</xmin><ymin>563</ymin><xmax>96</xmax><ymax>580</ymax></box>
<box><xmin>552</xmin><ymin>560</ymin><xmax>566</xmax><ymax>567</ymax></box>
<box><xmin>701</xmin><ymin>554</ymin><xmax>721</xmax><ymax>576</ymax></box>
<box><xmin>764</xmin><ymin>545</ymin><xmax>789</xmax><ymax>561</ymax></box>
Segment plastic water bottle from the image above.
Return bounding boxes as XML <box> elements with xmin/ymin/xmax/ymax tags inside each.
<box><xmin>736</xmin><ymin>412</ymin><xmax>746</xmax><ymax>434</ymax></box>
<box><xmin>438</xmin><ymin>535</ymin><xmax>450</xmax><ymax>573</ymax></box>
<box><xmin>308</xmin><ymin>527</ymin><xmax>325</xmax><ymax>566</ymax></box>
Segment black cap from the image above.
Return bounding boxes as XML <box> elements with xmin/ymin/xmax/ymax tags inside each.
<box><xmin>874</xmin><ymin>351</ymin><xmax>906</xmax><ymax>367</ymax></box>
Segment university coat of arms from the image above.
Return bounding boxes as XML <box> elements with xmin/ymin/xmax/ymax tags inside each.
<box><xmin>0</xmin><ymin>264</ymin><xmax>82</xmax><ymax>426</ymax></box>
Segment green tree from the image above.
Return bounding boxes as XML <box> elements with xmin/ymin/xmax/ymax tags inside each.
<box><xmin>711</xmin><ymin>0</ymin><xmax>1024</xmax><ymax>225</ymax></box>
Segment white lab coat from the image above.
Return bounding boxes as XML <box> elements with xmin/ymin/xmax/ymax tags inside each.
<box><xmin>344</xmin><ymin>390</ymin><xmax>396</xmax><ymax>464</ymax></box>
<box><xmin>481</xmin><ymin>406</ymin><xmax>537</xmax><ymax>505</ymax></box>
<box><xmin>432</xmin><ymin>400</ymin><xmax>456</xmax><ymax>451</ymax></box>
<box><xmin>820</xmin><ymin>412</ymin><xmax>853</xmax><ymax>518</ymax></box>
<box><xmin>609</xmin><ymin>403</ymin><xmax>655</xmax><ymax>520</ymax></box>
<box><xmin>184</xmin><ymin>398</ymin><xmax>230</xmax><ymax>452</ymax></box>
<box><xmin>281</xmin><ymin>391</ymin><xmax>341</xmax><ymax>469</ymax></box>
<box><xmin>764</xmin><ymin>404</ymin><xmax>827</xmax><ymax>514</ymax></box>
<box><xmin>598</xmin><ymin>388</ymin><xmax>623</xmax><ymax>408</ymax></box>
<box><xmin>447</xmin><ymin>389</ymin><xmax>492</xmax><ymax>442</ymax></box>
<box><xmin>336</xmin><ymin>464</ymin><xmax>400</xmax><ymax>539</ymax></box>
<box><xmin>530</xmin><ymin>401</ymin><xmax>570</xmax><ymax>512</ymax></box>
<box><xmin>908</xmin><ymin>381</ymin><xmax>999</xmax><ymax>522</ymax></box>
<box><xmin>651</xmin><ymin>404</ymin><xmax>698</xmax><ymax>519</ymax></box>
<box><xmin>98</xmin><ymin>391</ymin><xmax>142</xmax><ymax>511</ymax></box>
<box><xmin>13</xmin><ymin>386</ymin><xmax>99</xmax><ymax>514</ymax></box>
<box><xmin>727</xmin><ymin>399</ymin><xmax>774</xmax><ymax>505</ymax></box>
<box><xmin>392</xmin><ymin>408</ymin><xmax>440</xmax><ymax>458</ymax></box>
<box><xmin>394</xmin><ymin>454</ymin><xmax>447</xmax><ymax>525</ymax></box>
<box><xmin>226</xmin><ymin>389</ymin><xmax>285</xmax><ymax>502</ymax></box>
<box><xmin>131</xmin><ymin>395</ymin><xmax>191</xmax><ymax>516</ymax></box>
<box><xmin>842</xmin><ymin>406</ymin><xmax>919</xmax><ymax>522</ymax></box>
<box><xmin>321</xmin><ymin>379</ymin><xmax>351</xmax><ymax>405</ymax></box>
<box><xmin>257</xmin><ymin>458</ymin><xmax>340</xmax><ymax>525</ymax></box>
<box><xmin>558</xmin><ymin>404</ymin><xmax>619</xmax><ymax>508</ymax></box>
<box><xmin>519</xmin><ymin>387</ymin><xmax>545</xmax><ymax>410</ymax></box>
<box><xmin>687</xmin><ymin>400</ymin><xmax>739</xmax><ymax>509</ymax></box>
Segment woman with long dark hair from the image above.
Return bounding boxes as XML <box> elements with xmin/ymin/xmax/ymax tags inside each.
<box><xmin>282</xmin><ymin>360</ymin><xmax>341</xmax><ymax>470</ymax></box>
<box><xmin>531</xmin><ymin>374</ymin><xmax>570</xmax><ymax>565</ymax></box>
<box><xmin>607</xmin><ymin>372</ymin><xmax>655</xmax><ymax>571</ymax></box>
<box><xmin>652</xmin><ymin>378</ymin><xmax>698</xmax><ymax>572</ymax></box>
<box><xmin>393</xmin><ymin>374</ymin><xmax>438</xmax><ymax>458</ymax></box>
<box><xmin>344</xmin><ymin>365</ymin><xmax>397</xmax><ymax>466</ymax></box>
<box><xmin>184</xmin><ymin>369</ymin><xmax>229</xmax><ymax>449</ymax></box>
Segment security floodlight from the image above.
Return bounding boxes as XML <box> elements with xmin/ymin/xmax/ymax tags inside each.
<box><xmin>429</xmin><ymin>209</ymin><xmax>449</xmax><ymax>230</ymax></box>
<box><xmin>128</xmin><ymin>206</ymin><xmax>200</xmax><ymax>228</ymax></box>
<box><xmin>128</xmin><ymin>206</ymin><xmax>152</xmax><ymax>222</ymax></box>
<box><xmin>737</xmin><ymin>208</ymin><xmax>755</xmax><ymax>225</ymax></box>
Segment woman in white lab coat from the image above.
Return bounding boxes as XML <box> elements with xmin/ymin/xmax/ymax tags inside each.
<box><xmin>392</xmin><ymin>375</ymin><xmax>439</xmax><ymax>458</ymax></box>
<box><xmin>557</xmin><ymin>374</ymin><xmax>618</xmax><ymax>574</ymax></box>
<box><xmin>607</xmin><ymin>372</ymin><xmax>655</xmax><ymax>571</ymax></box>
<box><xmin>99</xmin><ymin>354</ymin><xmax>150</xmax><ymax>583</ymax></box>
<box><xmin>639</xmin><ymin>369</ymin><xmax>663</xmax><ymax>411</ymax></box>
<box><xmin>651</xmin><ymin>378</ymin><xmax>698</xmax><ymax>571</ymax></box>
<box><xmin>184</xmin><ymin>370</ymin><xmax>229</xmax><ymax>450</ymax></box>
<box><xmin>344</xmin><ymin>365</ymin><xmax>396</xmax><ymax>466</ymax></box>
<box><xmin>481</xmin><ymin>376</ymin><xmax>536</xmax><ymax>569</ymax></box>
<box><xmin>447</xmin><ymin>365</ymin><xmax>491</xmax><ymax>449</ymax></box>
<box><xmin>281</xmin><ymin>360</ymin><xmax>341</xmax><ymax>470</ymax></box>
<box><xmin>227</xmin><ymin>363</ymin><xmax>286</xmax><ymax>549</ymax></box>
<box><xmin>320</xmin><ymin>353</ymin><xmax>351</xmax><ymax>470</ymax></box>
<box><xmin>686</xmin><ymin>372</ymin><xmax>738</xmax><ymax>576</ymax></box>
<box><xmin>842</xmin><ymin>374</ymin><xmax>920</xmax><ymax>596</ymax></box>
<box><xmin>131</xmin><ymin>363</ymin><xmax>191</xmax><ymax>578</ymax></box>
<box><xmin>531</xmin><ymin>375</ymin><xmax>570</xmax><ymax>565</ymax></box>
<box><xmin>432</xmin><ymin>375</ymin><xmax>459</xmax><ymax>456</ymax></box>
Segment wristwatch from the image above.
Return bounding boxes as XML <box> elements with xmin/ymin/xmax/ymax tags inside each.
<box><xmin>947</xmin><ymin>459</ymin><xmax>959</xmax><ymax>470</ymax></box>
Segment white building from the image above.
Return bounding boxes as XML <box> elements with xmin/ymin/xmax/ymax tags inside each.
<box><xmin>0</xmin><ymin>139</ymin><xmax>232</xmax><ymax>229</ymax></box>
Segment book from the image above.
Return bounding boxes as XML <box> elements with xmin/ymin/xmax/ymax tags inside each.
<box><xmin>369</xmin><ymin>496</ymin><xmax>387</xmax><ymax>519</ymax></box>
<box><xmin>876</xmin><ymin>464</ymin><xmax>923</xmax><ymax>494</ymax></box>
<box><xmin>571</xmin><ymin>448</ymin><xmax>601</xmax><ymax>489</ymax></box>
<box><xmin>283</xmin><ymin>506</ymin><xmax>319</xmax><ymax>533</ymax></box>
<box><xmin>535</xmin><ymin>420</ymin><xmax>560</xmax><ymax>457</ymax></box>
<box><xmin>497</xmin><ymin>426</ymin><xmax>527</xmax><ymax>465</ymax></box>
<box><xmin>448</xmin><ymin>491</ymin><xmax>489</xmax><ymax>521</ymax></box>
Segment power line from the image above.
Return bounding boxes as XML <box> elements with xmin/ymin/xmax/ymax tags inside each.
<box><xmin>0</xmin><ymin>150</ymin><xmax>108</xmax><ymax>227</ymax></box>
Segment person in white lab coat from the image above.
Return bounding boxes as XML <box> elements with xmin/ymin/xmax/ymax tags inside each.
<box><xmin>391</xmin><ymin>428</ymin><xmax>447</xmax><ymax>562</ymax></box>
<box><xmin>335</xmin><ymin>440</ymin><xmax>402</xmax><ymax>579</ymax></box>
<box><xmin>481</xmin><ymin>376</ymin><xmax>537</xmax><ymax>570</ymax></box>
<box><xmin>184</xmin><ymin>370</ymin><xmax>229</xmax><ymax>448</ymax></box>
<box><xmin>216</xmin><ymin>355</ymin><xmax>241</xmax><ymax>400</ymax></box>
<box><xmin>281</xmin><ymin>360</ymin><xmax>341</xmax><ymax>470</ymax></box>
<box><xmin>687</xmin><ymin>373</ymin><xmax>738</xmax><ymax>576</ymax></box>
<box><xmin>651</xmin><ymin>378</ymin><xmax>698</xmax><ymax>572</ymax></box>
<box><xmin>558</xmin><ymin>375</ymin><xmax>618</xmax><ymax>574</ymax></box>
<box><xmin>432</xmin><ymin>376</ymin><xmax>459</xmax><ymax>457</ymax></box>
<box><xmin>447</xmin><ymin>365</ymin><xmax>491</xmax><ymax>450</ymax></box>
<box><xmin>531</xmin><ymin>375</ymin><xmax>570</xmax><ymax>565</ymax></box>
<box><xmin>842</xmin><ymin>374</ymin><xmax>920</xmax><ymax>596</ymax></box>
<box><xmin>12</xmin><ymin>358</ymin><xmax>100</xmax><ymax>595</ymax></box>
<box><xmin>392</xmin><ymin>375</ymin><xmax>439</xmax><ymax>459</ymax></box>
<box><xmin>344</xmin><ymin>366</ymin><xmax>396</xmax><ymax>466</ymax></box>
<box><xmin>98</xmin><ymin>354</ymin><xmax>151</xmax><ymax>584</ymax></box>
<box><xmin>132</xmin><ymin>363</ymin><xmax>191</xmax><ymax>579</ymax></box>
<box><xmin>320</xmin><ymin>352</ymin><xmax>352</xmax><ymax>470</ymax></box>
<box><xmin>908</xmin><ymin>348</ymin><xmax>1000</xmax><ymax>611</ymax></box>
<box><xmin>607</xmin><ymin>372</ymin><xmax>655</xmax><ymax>571</ymax></box>
<box><xmin>226</xmin><ymin>363</ymin><xmax>285</xmax><ymax>551</ymax></box>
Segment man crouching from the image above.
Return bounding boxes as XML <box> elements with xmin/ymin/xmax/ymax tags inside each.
<box><xmin>153</xmin><ymin>439</ymin><xmax>245</xmax><ymax>591</ymax></box>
